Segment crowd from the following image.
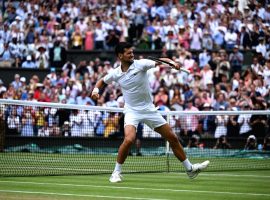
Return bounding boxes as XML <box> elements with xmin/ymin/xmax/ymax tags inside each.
<box><xmin>0</xmin><ymin>0</ymin><xmax>270</xmax><ymax>150</ymax></box>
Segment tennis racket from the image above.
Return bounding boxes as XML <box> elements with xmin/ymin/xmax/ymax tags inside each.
<box><xmin>147</xmin><ymin>56</ymin><xmax>190</xmax><ymax>74</ymax></box>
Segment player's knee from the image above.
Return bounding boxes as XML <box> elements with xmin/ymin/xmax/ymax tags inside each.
<box><xmin>124</xmin><ymin>137</ymin><xmax>135</xmax><ymax>146</ymax></box>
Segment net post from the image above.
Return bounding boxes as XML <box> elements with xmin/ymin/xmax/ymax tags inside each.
<box><xmin>0</xmin><ymin>111</ymin><xmax>5</xmax><ymax>152</ymax></box>
<box><xmin>166</xmin><ymin>113</ymin><xmax>170</xmax><ymax>173</ymax></box>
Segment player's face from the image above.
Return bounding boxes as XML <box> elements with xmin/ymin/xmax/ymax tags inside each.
<box><xmin>120</xmin><ymin>47</ymin><xmax>134</xmax><ymax>64</ymax></box>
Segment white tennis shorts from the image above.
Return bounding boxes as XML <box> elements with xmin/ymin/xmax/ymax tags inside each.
<box><xmin>124</xmin><ymin>110</ymin><xmax>167</xmax><ymax>130</ymax></box>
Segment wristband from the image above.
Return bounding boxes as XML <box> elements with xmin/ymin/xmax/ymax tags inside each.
<box><xmin>93</xmin><ymin>87</ymin><xmax>99</xmax><ymax>94</ymax></box>
<box><xmin>169</xmin><ymin>61</ymin><xmax>175</xmax><ymax>69</ymax></box>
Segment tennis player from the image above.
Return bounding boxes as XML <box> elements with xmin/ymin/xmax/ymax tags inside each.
<box><xmin>91</xmin><ymin>42</ymin><xmax>209</xmax><ymax>183</ymax></box>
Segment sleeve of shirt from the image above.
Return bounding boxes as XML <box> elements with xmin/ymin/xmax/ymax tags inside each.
<box><xmin>137</xmin><ymin>59</ymin><xmax>156</xmax><ymax>71</ymax></box>
<box><xmin>103</xmin><ymin>69</ymin><xmax>116</xmax><ymax>84</ymax></box>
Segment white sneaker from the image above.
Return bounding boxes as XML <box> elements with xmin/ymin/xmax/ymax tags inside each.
<box><xmin>109</xmin><ymin>171</ymin><xmax>123</xmax><ymax>183</ymax></box>
<box><xmin>186</xmin><ymin>160</ymin><xmax>210</xmax><ymax>179</ymax></box>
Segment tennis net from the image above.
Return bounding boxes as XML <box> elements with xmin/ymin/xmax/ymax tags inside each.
<box><xmin>0</xmin><ymin>99</ymin><xmax>269</xmax><ymax>177</ymax></box>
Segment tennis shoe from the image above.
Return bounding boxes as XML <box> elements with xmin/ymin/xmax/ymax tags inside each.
<box><xmin>109</xmin><ymin>171</ymin><xmax>123</xmax><ymax>183</ymax></box>
<box><xmin>186</xmin><ymin>160</ymin><xmax>210</xmax><ymax>179</ymax></box>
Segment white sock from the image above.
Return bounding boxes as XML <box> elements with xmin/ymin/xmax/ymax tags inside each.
<box><xmin>113</xmin><ymin>162</ymin><xmax>122</xmax><ymax>173</ymax></box>
<box><xmin>182</xmin><ymin>158</ymin><xmax>192</xmax><ymax>171</ymax></box>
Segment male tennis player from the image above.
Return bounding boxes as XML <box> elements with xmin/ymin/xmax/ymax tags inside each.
<box><xmin>91</xmin><ymin>42</ymin><xmax>209</xmax><ymax>183</ymax></box>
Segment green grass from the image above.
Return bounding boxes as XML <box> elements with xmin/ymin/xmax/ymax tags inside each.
<box><xmin>0</xmin><ymin>170</ymin><xmax>270</xmax><ymax>200</ymax></box>
<box><xmin>1</xmin><ymin>152</ymin><xmax>270</xmax><ymax>176</ymax></box>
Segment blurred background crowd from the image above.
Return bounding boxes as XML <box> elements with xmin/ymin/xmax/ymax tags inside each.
<box><xmin>0</xmin><ymin>0</ymin><xmax>270</xmax><ymax>150</ymax></box>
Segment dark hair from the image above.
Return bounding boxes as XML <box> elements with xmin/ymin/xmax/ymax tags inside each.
<box><xmin>115</xmin><ymin>42</ymin><xmax>132</xmax><ymax>56</ymax></box>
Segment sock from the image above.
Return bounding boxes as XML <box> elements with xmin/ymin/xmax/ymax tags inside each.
<box><xmin>182</xmin><ymin>158</ymin><xmax>192</xmax><ymax>171</ymax></box>
<box><xmin>113</xmin><ymin>162</ymin><xmax>122</xmax><ymax>173</ymax></box>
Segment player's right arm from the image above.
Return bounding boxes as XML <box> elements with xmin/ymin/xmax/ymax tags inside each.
<box><xmin>91</xmin><ymin>78</ymin><xmax>107</xmax><ymax>100</ymax></box>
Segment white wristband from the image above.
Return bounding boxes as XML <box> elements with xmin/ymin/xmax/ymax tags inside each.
<box><xmin>93</xmin><ymin>87</ymin><xmax>99</xmax><ymax>94</ymax></box>
<box><xmin>169</xmin><ymin>61</ymin><xmax>175</xmax><ymax>69</ymax></box>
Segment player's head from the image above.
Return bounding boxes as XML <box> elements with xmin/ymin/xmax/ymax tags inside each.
<box><xmin>115</xmin><ymin>42</ymin><xmax>134</xmax><ymax>63</ymax></box>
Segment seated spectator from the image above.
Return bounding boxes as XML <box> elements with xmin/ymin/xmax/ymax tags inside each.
<box><xmin>187</xmin><ymin>134</ymin><xmax>200</xmax><ymax>148</ymax></box>
<box><xmin>62</xmin><ymin>121</ymin><xmax>71</xmax><ymax>137</ymax></box>
<box><xmin>263</xmin><ymin>135</ymin><xmax>270</xmax><ymax>151</ymax></box>
<box><xmin>213</xmin><ymin>135</ymin><xmax>231</xmax><ymax>149</ymax></box>
<box><xmin>49</xmin><ymin>121</ymin><xmax>61</xmax><ymax>136</ymax></box>
<box><xmin>76</xmin><ymin>90</ymin><xmax>95</xmax><ymax>105</ymax></box>
<box><xmin>0</xmin><ymin>43</ymin><xmax>14</xmax><ymax>67</ymax></box>
<box><xmin>244</xmin><ymin>135</ymin><xmax>257</xmax><ymax>150</ymax></box>
<box><xmin>0</xmin><ymin>79</ymin><xmax>7</xmax><ymax>93</ymax></box>
<box><xmin>22</xmin><ymin>55</ymin><xmax>37</xmax><ymax>68</ymax></box>
<box><xmin>103</xmin><ymin>113</ymin><xmax>119</xmax><ymax>138</ymax></box>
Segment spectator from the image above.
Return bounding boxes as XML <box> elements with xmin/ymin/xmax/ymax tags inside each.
<box><xmin>229</xmin><ymin>45</ymin><xmax>244</xmax><ymax>74</ymax></box>
<box><xmin>76</xmin><ymin>90</ymin><xmax>95</xmax><ymax>106</ymax></box>
<box><xmin>69</xmin><ymin>109</ymin><xmax>82</xmax><ymax>137</ymax></box>
<box><xmin>71</xmin><ymin>28</ymin><xmax>83</xmax><ymax>50</ymax></box>
<box><xmin>21</xmin><ymin>108</ymin><xmax>35</xmax><ymax>136</ymax></box>
<box><xmin>224</xmin><ymin>27</ymin><xmax>237</xmax><ymax>50</ymax></box>
<box><xmin>182</xmin><ymin>98</ymin><xmax>199</xmax><ymax>138</ymax></box>
<box><xmin>187</xmin><ymin>134</ymin><xmax>200</xmax><ymax>148</ymax></box>
<box><xmin>238</xmin><ymin>103</ymin><xmax>252</xmax><ymax>138</ymax></box>
<box><xmin>35</xmin><ymin>45</ymin><xmax>49</xmax><ymax>69</ymax></box>
<box><xmin>11</xmin><ymin>74</ymin><xmax>22</xmax><ymax>91</ymax></box>
<box><xmin>239</xmin><ymin>26</ymin><xmax>251</xmax><ymax>50</ymax></box>
<box><xmin>62</xmin><ymin>121</ymin><xmax>71</xmax><ymax>137</ymax></box>
<box><xmin>7</xmin><ymin>108</ymin><xmax>20</xmax><ymax>135</ymax></box>
<box><xmin>0</xmin><ymin>43</ymin><xmax>14</xmax><ymax>67</ymax></box>
<box><xmin>213</xmin><ymin>135</ymin><xmax>231</xmax><ymax>149</ymax></box>
<box><xmin>214</xmin><ymin>106</ymin><xmax>228</xmax><ymax>138</ymax></box>
<box><xmin>249</xmin><ymin>102</ymin><xmax>267</xmax><ymax>141</ymax></box>
<box><xmin>22</xmin><ymin>55</ymin><xmax>37</xmax><ymax>68</ymax></box>
<box><xmin>189</xmin><ymin>24</ymin><xmax>203</xmax><ymax>50</ymax></box>
<box><xmin>84</xmin><ymin>26</ymin><xmax>94</xmax><ymax>51</ymax></box>
<box><xmin>200</xmin><ymin>103</ymin><xmax>216</xmax><ymax>138</ymax></box>
<box><xmin>49</xmin><ymin>40</ymin><xmax>66</xmax><ymax>69</ymax></box>
<box><xmin>263</xmin><ymin>135</ymin><xmax>270</xmax><ymax>151</ymax></box>
<box><xmin>170</xmin><ymin>87</ymin><xmax>184</xmax><ymax>111</ymax></box>
<box><xmin>0</xmin><ymin>79</ymin><xmax>7</xmax><ymax>94</ymax></box>
<box><xmin>154</xmin><ymin>87</ymin><xmax>169</xmax><ymax>107</ymax></box>
<box><xmin>103</xmin><ymin>113</ymin><xmax>119</xmax><ymax>138</ymax></box>
<box><xmin>244</xmin><ymin>135</ymin><xmax>257</xmax><ymax>150</ymax></box>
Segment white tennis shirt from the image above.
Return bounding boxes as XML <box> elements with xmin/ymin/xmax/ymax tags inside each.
<box><xmin>103</xmin><ymin>59</ymin><xmax>156</xmax><ymax>112</ymax></box>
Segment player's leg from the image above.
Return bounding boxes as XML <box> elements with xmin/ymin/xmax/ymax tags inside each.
<box><xmin>154</xmin><ymin>123</ymin><xmax>187</xmax><ymax>161</ymax></box>
<box><xmin>117</xmin><ymin>125</ymin><xmax>137</xmax><ymax>164</ymax></box>
<box><xmin>154</xmin><ymin>123</ymin><xmax>209</xmax><ymax>179</ymax></box>
<box><xmin>110</xmin><ymin>125</ymin><xmax>136</xmax><ymax>183</ymax></box>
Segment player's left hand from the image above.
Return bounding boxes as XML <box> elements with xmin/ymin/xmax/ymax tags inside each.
<box><xmin>170</xmin><ymin>61</ymin><xmax>181</xmax><ymax>70</ymax></box>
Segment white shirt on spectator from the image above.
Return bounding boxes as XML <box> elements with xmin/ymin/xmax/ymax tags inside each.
<box><xmin>237</xmin><ymin>114</ymin><xmax>252</xmax><ymax>135</ymax></box>
<box><xmin>70</xmin><ymin>112</ymin><xmax>82</xmax><ymax>137</ymax></box>
<box><xmin>256</xmin><ymin>43</ymin><xmax>267</xmax><ymax>58</ymax></box>
<box><xmin>263</xmin><ymin>67</ymin><xmax>270</xmax><ymax>87</ymax></box>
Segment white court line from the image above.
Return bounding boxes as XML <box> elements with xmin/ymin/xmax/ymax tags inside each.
<box><xmin>0</xmin><ymin>180</ymin><xmax>269</xmax><ymax>197</ymax></box>
<box><xmin>170</xmin><ymin>172</ymin><xmax>270</xmax><ymax>179</ymax></box>
<box><xmin>0</xmin><ymin>190</ymin><xmax>167</xmax><ymax>200</ymax></box>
